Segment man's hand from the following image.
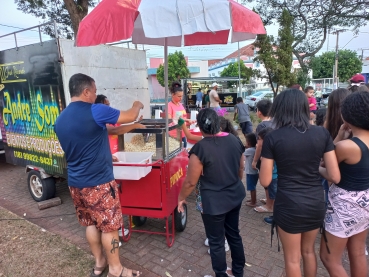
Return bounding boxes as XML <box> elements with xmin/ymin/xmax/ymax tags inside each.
<box><xmin>133</xmin><ymin>101</ymin><xmax>144</xmax><ymax>110</ymax></box>
<box><xmin>112</xmin><ymin>155</ymin><xmax>119</xmax><ymax>162</ymax></box>
<box><xmin>137</xmin><ymin>115</ymin><xmax>143</xmax><ymax>121</ymax></box>
<box><xmin>135</xmin><ymin>123</ymin><xmax>146</xmax><ymax>129</ymax></box>
<box><xmin>252</xmin><ymin>161</ymin><xmax>257</xmax><ymax>170</ymax></box>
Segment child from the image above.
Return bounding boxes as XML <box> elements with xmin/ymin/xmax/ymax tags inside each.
<box><xmin>256</xmin><ymin>127</ymin><xmax>278</xmax><ymax>223</ymax></box>
<box><xmin>252</xmin><ymin>99</ymin><xmax>273</xmax><ymax>209</ymax></box>
<box><xmin>305</xmin><ymin>86</ymin><xmax>317</xmax><ymax>114</ymax></box>
<box><xmin>195</xmin><ymin>88</ymin><xmax>203</xmax><ymax>109</ymax></box>
<box><xmin>245</xmin><ymin>133</ymin><xmax>259</xmax><ymax>207</ymax></box>
<box><xmin>234</xmin><ymin>97</ymin><xmax>253</xmax><ymax>141</ymax></box>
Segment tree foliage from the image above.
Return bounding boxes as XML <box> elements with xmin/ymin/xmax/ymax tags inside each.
<box><xmin>220</xmin><ymin>60</ymin><xmax>254</xmax><ymax>86</ymax></box>
<box><xmin>254</xmin><ymin>9</ymin><xmax>295</xmax><ymax>96</ymax></box>
<box><xmin>15</xmin><ymin>0</ymin><xmax>97</xmax><ymax>39</ymax></box>
<box><xmin>156</xmin><ymin>51</ymin><xmax>190</xmax><ymax>87</ymax></box>
<box><xmin>244</xmin><ymin>0</ymin><xmax>369</xmax><ymax>71</ymax></box>
<box><xmin>310</xmin><ymin>50</ymin><xmax>362</xmax><ymax>82</ymax></box>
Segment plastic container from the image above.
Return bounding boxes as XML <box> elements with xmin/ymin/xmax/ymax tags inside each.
<box><xmin>113</xmin><ymin>152</ymin><xmax>154</xmax><ymax>180</ymax></box>
<box><xmin>187</xmin><ymin>129</ymin><xmax>202</xmax><ymax>145</ymax></box>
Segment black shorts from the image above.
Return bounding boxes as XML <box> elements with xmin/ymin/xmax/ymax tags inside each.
<box><xmin>239</xmin><ymin>121</ymin><xmax>253</xmax><ymax>135</ymax></box>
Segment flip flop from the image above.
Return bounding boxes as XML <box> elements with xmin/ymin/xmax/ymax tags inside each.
<box><xmin>226</xmin><ymin>267</ymin><xmax>235</xmax><ymax>277</ymax></box>
<box><xmin>245</xmin><ymin>202</ymin><xmax>257</xmax><ymax>207</ymax></box>
<box><xmin>90</xmin><ymin>263</ymin><xmax>108</xmax><ymax>277</ymax></box>
<box><xmin>260</xmin><ymin>198</ymin><xmax>267</xmax><ymax>204</ymax></box>
<box><xmin>254</xmin><ymin>205</ymin><xmax>272</xmax><ymax>213</ymax></box>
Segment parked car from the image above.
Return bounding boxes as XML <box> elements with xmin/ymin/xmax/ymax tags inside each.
<box><xmin>245</xmin><ymin>91</ymin><xmax>274</xmax><ymax>110</ymax></box>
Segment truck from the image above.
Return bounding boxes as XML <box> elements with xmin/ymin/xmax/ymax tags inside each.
<box><xmin>0</xmin><ymin>35</ymin><xmax>150</xmax><ymax>202</ymax></box>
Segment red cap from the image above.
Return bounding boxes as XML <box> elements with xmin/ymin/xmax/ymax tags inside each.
<box><xmin>350</xmin><ymin>74</ymin><xmax>365</xmax><ymax>83</ymax></box>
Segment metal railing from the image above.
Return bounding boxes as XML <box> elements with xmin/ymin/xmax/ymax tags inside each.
<box><xmin>0</xmin><ymin>21</ymin><xmax>57</xmax><ymax>50</ymax></box>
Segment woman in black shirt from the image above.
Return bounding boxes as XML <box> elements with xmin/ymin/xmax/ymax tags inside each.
<box><xmin>259</xmin><ymin>89</ymin><xmax>340</xmax><ymax>277</ymax></box>
<box><xmin>178</xmin><ymin>108</ymin><xmax>246</xmax><ymax>277</ymax></box>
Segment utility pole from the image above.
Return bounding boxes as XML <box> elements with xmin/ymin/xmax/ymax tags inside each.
<box><xmin>332</xmin><ymin>29</ymin><xmax>346</xmax><ymax>88</ymax></box>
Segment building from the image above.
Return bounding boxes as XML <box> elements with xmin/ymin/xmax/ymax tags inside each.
<box><xmin>148</xmin><ymin>58</ymin><xmax>209</xmax><ymax>101</ymax></box>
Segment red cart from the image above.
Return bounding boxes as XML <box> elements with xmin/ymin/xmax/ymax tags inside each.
<box><xmin>114</xmin><ymin>119</ymin><xmax>188</xmax><ymax>247</ymax></box>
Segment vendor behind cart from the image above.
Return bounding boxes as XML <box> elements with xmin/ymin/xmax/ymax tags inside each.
<box><xmin>55</xmin><ymin>73</ymin><xmax>144</xmax><ymax>277</ymax></box>
<box><xmin>167</xmin><ymin>81</ymin><xmax>195</xmax><ymax>148</ymax></box>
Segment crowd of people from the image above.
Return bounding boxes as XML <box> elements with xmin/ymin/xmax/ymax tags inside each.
<box><xmin>178</xmin><ymin>74</ymin><xmax>369</xmax><ymax>277</ymax></box>
<box><xmin>55</xmin><ymin>72</ymin><xmax>368</xmax><ymax>277</ymax></box>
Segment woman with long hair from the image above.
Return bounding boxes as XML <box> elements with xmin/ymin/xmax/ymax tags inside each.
<box><xmin>324</xmin><ymin>88</ymin><xmax>351</xmax><ymax>139</ymax></box>
<box><xmin>320</xmin><ymin>92</ymin><xmax>369</xmax><ymax>277</ymax></box>
<box><xmin>178</xmin><ymin>108</ymin><xmax>246</xmax><ymax>277</ymax></box>
<box><xmin>259</xmin><ymin>88</ymin><xmax>340</xmax><ymax>277</ymax></box>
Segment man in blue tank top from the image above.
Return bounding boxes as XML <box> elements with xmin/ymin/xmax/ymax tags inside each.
<box><xmin>55</xmin><ymin>73</ymin><xmax>143</xmax><ymax>277</ymax></box>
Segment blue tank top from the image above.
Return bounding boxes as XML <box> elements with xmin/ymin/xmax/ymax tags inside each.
<box><xmin>337</xmin><ymin>137</ymin><xmax>369</xmax><ymax>191</ymax></box>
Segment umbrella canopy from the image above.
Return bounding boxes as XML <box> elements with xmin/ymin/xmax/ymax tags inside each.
<box><xmin>77</xmin><ymin>0</ymin><xmax>266</xmax><ymax>47</ymax></box>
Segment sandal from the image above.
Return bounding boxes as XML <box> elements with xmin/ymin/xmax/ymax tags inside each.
<box><xmin>108</xmin><ymin>267</ymin><xmax>141</xmax><ymax>277</ymax></box>
<box><xmin>90</xmin><ymin>263</ymin><xmax>107</xmax><ymax>277</ymax></box>
<box><xmin>226</xmin><ymin>267</ymin><xmax>235</xmax><ymax>277</ymax></box>
<box><xmin>260</xmin><ymin>198</ymin><xmax>267</xmax><ymax>204</ymax></box>
<box><xmin>254</xmin><ymin>205</ymin><xmax>272</xmax><ymax>213</ymax></box>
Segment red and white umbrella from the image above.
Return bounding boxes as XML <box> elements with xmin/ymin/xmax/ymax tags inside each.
<box><xmin>76</xmin><ymin>0</ymin><xmax>265</xmax><ymax>158</ymax></box>
<box><xmin>77</xmin><ymin>0</ymin><xmax>266</xmax><ymax>47</ymax></box>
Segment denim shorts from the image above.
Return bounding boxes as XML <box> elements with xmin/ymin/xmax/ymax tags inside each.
<box><xmin>267</xmin><ymin>179</ymin><xmax>278</xmax><ymax>200</ymax></box>
<box><xmin>239</xmin><ymin>121</ymin><xmax>253</xmax><ymax>135</ymax></box>
<box><xmin>246</xmin><ymin>174</ymin><xmax>259</xmax><ymax>191</ymax></box>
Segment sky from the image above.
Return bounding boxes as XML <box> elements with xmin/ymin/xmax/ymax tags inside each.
<box><xmin>1</xmin><ymin>1</ymin><xmax>369</xmax><ymax>62</ymax></box>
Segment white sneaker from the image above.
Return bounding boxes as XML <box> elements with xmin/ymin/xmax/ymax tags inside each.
<box><xmin>207</xmin><ymin>239</ymin><xmax>230</xmax><ymax>254</ymax></box>
<box><xmin>204</xmin><ymin>238</ymin><xmax>209</xmax><ymax>246</ymax></box>
<box><xmin>118</xmin><ymin>228</ymin><xmax>129</xmax><ymax>237</ymax></box>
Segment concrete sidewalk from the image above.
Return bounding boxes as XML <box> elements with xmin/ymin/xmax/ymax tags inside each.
<box><xmin>0</xmin><ymin>154</ymin><xmax>364</xmax><ymax>277</ymax></box>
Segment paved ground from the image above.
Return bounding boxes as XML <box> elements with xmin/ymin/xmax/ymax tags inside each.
<box><xmin>0</xmin><ymin>154</ymin><xmax>367</xmax><ymax>277</ymax></box>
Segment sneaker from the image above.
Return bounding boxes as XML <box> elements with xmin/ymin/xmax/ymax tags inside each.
<box><xmin>204</xmin><ymin>238</ymin><xmax>209</xmax><ymax>246</ymax></box>
<box><xmin>263</xmin><ymin>216</ymin><xmax>273</xmax><ymax>225</ymax></box>
<box><xmin>118</xmin><ymin>228</ymin><xmax>129</xmax><ymax>237</ymax></box>
<box><xmin>207</xmin><ymin>239</ymin><xmax>229</xmax><ymax>254</ymax></box>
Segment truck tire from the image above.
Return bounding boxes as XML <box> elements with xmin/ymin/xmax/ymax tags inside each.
<box><xmin>174</xmin><ymin>204</ymin><xmax>187</xmax><ymax>232</ymax></box>
<box><xmin>27</xmin><ymin>170</ymin><xmax>56</xmax><ymax>202</ymax></box>
<box><xmin>132</xmin><ymin>216</ymin><xmax>147</xmax><ymax>227</ymax></box>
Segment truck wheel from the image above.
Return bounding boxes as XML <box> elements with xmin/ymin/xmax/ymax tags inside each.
<box><xmin>174</xmin><ymin>204</ymin><xmax>187</xmax><ymax>232</ymax></box>
<box><xmin>27</xmin><ymin>170</ymin><xmax>56</xmax><ymax>202</ymax></box>
<box><xmin>132</xmin><ymin>216</ymin><xmax>147</xmax><ymax>227</ymax></box>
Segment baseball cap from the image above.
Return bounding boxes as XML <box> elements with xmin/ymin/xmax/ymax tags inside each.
<box><xmin>212</xmin><ymin>82</ymin><xmax>219</xmax><ymax>87</ymax></box>
<box><xmin>350</xmin><ymin>74</ymin><xmax>365</xmax><ymax>84</ymax></box>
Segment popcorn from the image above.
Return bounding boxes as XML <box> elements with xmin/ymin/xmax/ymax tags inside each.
<box><xmin>125</xmin><ymin>135</ymin><xmax>180</xmax><ymax>156</ymax></box>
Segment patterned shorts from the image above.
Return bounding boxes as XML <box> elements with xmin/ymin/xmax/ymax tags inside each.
<box><xmin>69</xmin><ymin>180</ymin><xmax>123</xmax><ymax>233</ymax></box>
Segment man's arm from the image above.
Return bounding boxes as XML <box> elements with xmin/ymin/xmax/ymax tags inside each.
<box><xmin>107</xmin><ymin>123</ymin><xmax>146</xmax><ymax>135</ymax></box>
<box><xmin>116</xmin><ymin>101</ymin><xmax>144</xmax><ymax>124</ymax></box>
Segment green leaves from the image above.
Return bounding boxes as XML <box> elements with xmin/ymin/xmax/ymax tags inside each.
<box><xmin>310</xmin><ymin>50</ymin><xmax>363</xmax><ymax>82</ymax></box>
<box><xmin>156</xmin><ymin>51</ymin><xmax>190</xmax><ymax>87</ymax></box>
<box><xmin>219</xmin><ymin>60</ymin><xmax>254</xmax><ymax>86</ymax></box>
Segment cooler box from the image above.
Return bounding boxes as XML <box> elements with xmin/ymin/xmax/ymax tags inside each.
<box><xmin>113</xmin><ymin>152</ymin><xmax>154</xmax><ymax>180</ymax></box>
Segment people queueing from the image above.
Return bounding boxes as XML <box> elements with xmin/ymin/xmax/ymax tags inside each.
<box><xmin>55</xmin><ymin>73</ymin><xmax>144</xmax><ymax>277</ymax></box>
<box><xmin>178</xmin><ymin>108</ymin><xmax>246</xmax><ymax>277</ymax></box>
<box><xmin>259</xmin><ymin>88</ymin><xmax>340</xmax><ymax>277</ymax></box>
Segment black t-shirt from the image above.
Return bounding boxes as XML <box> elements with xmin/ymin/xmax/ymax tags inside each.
<box><xmin>261</xmin><ymin>125</ymin><xmax>334</xmax><ymax>189</ymax></box>
<box><xmin>189</xmin><ymin>134</ymin><xmax>246</xmax><ymax>215</ymax></box>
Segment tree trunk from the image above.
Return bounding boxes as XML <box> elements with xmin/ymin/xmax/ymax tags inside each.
<box><xmin>63</xmin><ymin>0</ymin><xmax>89</xmax><ymax>39</ymax></box>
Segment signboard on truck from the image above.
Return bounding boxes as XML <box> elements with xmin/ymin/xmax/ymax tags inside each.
<box><xmin>0</xmin><ymin>40</ymin><xmax>67</xmax><ymax>176</ymax></box>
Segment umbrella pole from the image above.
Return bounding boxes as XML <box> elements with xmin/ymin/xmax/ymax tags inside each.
<box><xmin>164</xmin><ymin>38</ymin><xmax>169</xmax><ymax>161</ymax></box>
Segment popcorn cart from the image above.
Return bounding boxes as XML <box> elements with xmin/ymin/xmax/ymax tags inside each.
<box><xmin>113</xmin><ymin>119</ymin><xmax>188</xmax><ymax>247</ymax></box>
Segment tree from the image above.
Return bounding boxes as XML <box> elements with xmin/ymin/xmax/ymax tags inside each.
<box><xmin>220</xmin><ymin>60</ymin><xmax>254</xmax><ymax>86</ymax></box>
<box><xmin>310</xmin><ymin>50</ymin><xmax>362</xmax><ymax>82</ymax></box>
<box><xmin>15</xmin><ymin>0</ymin><xmax>97</xmax><ymax>39</ymax></box>
<box><xmin>156</xmin><ymin>51</ymin><xmax>190</xmax><ymax>87</ymax></box>
<box><xmin>244</xmin><ymin>0</ymin><xmax>369</xmax><ymax>71</ymax></box>
<box><xmin>254</xmin><ymin>9</ymin><xmax>295</xmax><ymax>96</ymax></box>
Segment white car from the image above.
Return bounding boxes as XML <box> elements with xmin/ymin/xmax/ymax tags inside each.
<box><xmin>245</xmin><ymin>91</ymin><xmax>274</xmax><ymax>109</ymax></box>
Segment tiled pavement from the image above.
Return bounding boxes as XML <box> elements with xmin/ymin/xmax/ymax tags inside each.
<box><xmin>0</xmin><ymin>154</ymin><xmax>367</xmax><ymax>277</ymax></box>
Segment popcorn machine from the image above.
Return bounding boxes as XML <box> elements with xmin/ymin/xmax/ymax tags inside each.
<box><xmin>113</xmin><ymin>119</ymin><xmax>189</xmax><ymax>247</ymax></box>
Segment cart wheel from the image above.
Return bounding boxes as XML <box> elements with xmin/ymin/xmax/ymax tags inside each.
<box><xmin>132</xmin><ymin>216</ymin><xmax>147</xmax><ymax>227</ymax></box>
<box><xmin>174</xmin><ymin>204</ymin><xmax>187</xmax><ymax>232</ymax></box>
<box><xmin>27</xmin><ymin>170</ymin><xmax>56</xmax><ymax>202</ymax></box>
